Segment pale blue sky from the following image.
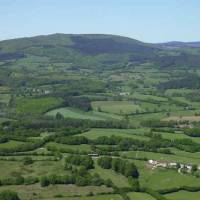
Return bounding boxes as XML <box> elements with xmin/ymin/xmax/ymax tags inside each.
<box><xmin>0</xmin><ymin>0</ymin><xmax>200</xmax><ymax>42</ymax></box>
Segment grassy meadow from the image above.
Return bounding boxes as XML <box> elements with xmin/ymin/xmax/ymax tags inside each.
<box><xmin>45</xmin><ymin>107</ymin><xmax>122</xmax><ymax>120</ymax></box>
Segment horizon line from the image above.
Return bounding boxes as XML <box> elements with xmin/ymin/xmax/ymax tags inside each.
<box><xmin>0</xmin><ymin>32</ymin><xmax>199</xmax><ymax>44</ymax></box>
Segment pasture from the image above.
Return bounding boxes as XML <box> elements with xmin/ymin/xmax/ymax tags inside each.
<box><xmin>79</xmin><ymin>128</ymin><xmax>149</xmax><ymax>140</ymax></box>
<box><xmin>0</xmin><ymin>117</ymin><xmax>13</xmax><ymax>124</ymax></box>
<box><xmin>122</xmin><ymin>150</ymin><xmax>200</xmax><ymax>164</ymax></box>
<box><xmin>91</xmin><ymin>161</ymin><xmax>130</xmax><ymax>188</ymax></box>
<box><xmin>92</xmin><ymin>101</ymin><xmax>141</xmax><ymax>114</ymax></box>
<box><xmin>0</xmin><ymin>160</ymin><xmax>66</xmax><ymax>179</ymax></box>
<box><xmin>0</xmin><ymin>140</ymin><xmax>26</xmax><ymax>150</ymax></box>
<box><xmin>164</xmin><ymin>191</ymin><xmax>200</xmax><ymax>200</ymax></box>
<box><xmin>46</xmin><ymin>142</ymin><xmax>92</xmax><ymax>152</ymax></box>
<box><xmin>45</xmin><ymin>107</ymin><xmax>122</xmax><ymax>120</ymax></box>
<box><xmin>127</xmin><ymin>192</ymin><xmax>156</xmax><ymax>200</ymax></box>
<box><xmin>131</xmin><ymin>92</ymin><xmax>168</xmax><ymax>102</ymax></box>
<box><xmin>0</xmin><ymin>184</ymin><xmax>114</xmax><ymax>200</ymax></box>
<box><xmin>0</xmin><ymin>93</ymin><xmax>11</xmax><ymax>104</ymax></box>
<box><xmin>156</xmin><ymin>131</ymin><xmax>200</xmax><ymax>144</ymax></box>
<box><xmin>15</xmin><ymin>97</ymin><xmax>63</xmax><ymax>115</ymax></box>
<box><xmin>138</xmin><ymin>165</ymin><xmax>200</xmax><ymax>190</ymax></box>
<box><xmin>164</xmin><ymin>115</ymin><xmax>200</xmax><ymax>122</ymax></box>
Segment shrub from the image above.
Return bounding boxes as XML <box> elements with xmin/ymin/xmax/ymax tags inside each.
<box><xmin>23</xmin><ymin>157</ymin><xmax>34</xmax><ymax>165</ymax></box>
<box><xmin>65</xmin><ymin>155</ymin><xmax>94</xmax><ymax>169</ymax></box>
<box><xmin>97</xmin><ymin>157</ymin><xmax>139</xmax><ymax>178</ymax></box>
<box><xmin>97</xmin><ymin>157</ymin><xmax>112</xmax><ymax>169</ymax></box>
<box><xmin>40</xmin><ymin>176</ymin><xmax>50</xmax><ymax>187</ymax></box>
<box><xmin>0</xmin><ymin>190</ymin><xmax>20</xmax><ymax>200</ymax></box>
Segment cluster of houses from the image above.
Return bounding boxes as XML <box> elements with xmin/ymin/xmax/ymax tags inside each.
<box><xmin>148</xmin><ymin>159</ymin><xmax>200</xmax><ymax>173</ymax></box>
<box><xmin>119</xmin><ymin>92</ymin><xmax>130</xmax><ymax>96</ymax></box>
<box><xmin>32</xmin><ymin>88</ymin><xmax>51</xmax><ymax>95</ymax></box>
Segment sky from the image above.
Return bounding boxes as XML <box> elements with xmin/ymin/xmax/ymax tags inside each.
<box><xmin>0</xmin><ymin>0</ymin><xmax>200</xmax><ymax>43</ymax></box>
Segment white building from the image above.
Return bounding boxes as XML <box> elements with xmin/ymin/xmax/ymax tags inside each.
<box><xmin>157</xmin><ymin>162</ymin><xmax>168</xmax><ymax>168</ymax></box>
<box><xmin>186</xmin><ymin>165</ymin><xmax>192</xmax><ymax>171</ymax></box>
<box><xmin>148</xmin><ymin>159</ymin><xmax>157</xmax><ymax>165</ymax></box>
<box><xmin>169</xmin><ymin>162</ymin><xmax>177</xmax><ymax>168</ymax></box>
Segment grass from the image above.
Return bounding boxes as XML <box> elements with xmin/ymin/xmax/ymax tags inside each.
<box><xmin>0</xmin><ymin>184</ymin><xmax>114</xmax><ymax>200</ymax></box>
<box><xmin>64</xmin><ymin>195</ymin><xmax>123</xmax><ymax>200</ymax></box>
<box><xmin>156</xmin><ymin>131</ymin><xmax>200</xmax><ymax>144</ymax></box>
<box><xmin>91</xmin><ymin>161</ymin><xmax>130</xmax><ymax>188</ymax></box>
<box><xmin>129</xmin><ymin>108</ymin><xmax>200</xmax><ymax>126</ymax></box>
<box><xmin>92</xmin><ymin>101</ymin><xmax>141</xmax><ymax>114</ymax></box>
<box><xmin>0</xmin><ymin>117</ymin><xmax>13</xmax><ymax>124</ymax></box>
<box><xmin>45</xmin><ymin>107</ymin><xmax>122</xmax><ymax>120</ymax></box>
<box><xmin>0</xmin><ymin>86</ymin><xmax>10</xmax><ymax>92</ymax></box>
<box><xmin>0</xmin><ymin>160</ymin><xmax>22</xmax><ymax>179</ymax></box>
<box><xmin>28</xmin><ymin>132</ymin><xmax>56</xmax><ymax>141</ymax></box>
<box><xmin>164</xmin><ymin>190</ymin><xmax>200</xmax><ymax>200</ymax></box>
<box><xmin>127</xmin><ymin>192</ymin><xmax>156</xmax><ymax>200</ymax></box>
<box><xmin>164</xmin><ymin>115</ymin><xmax>200</xmax><ymax>122</ymax></box>
<box><xmin>0</xmin><ymin>160</ymin><xmax>67</xmax><ymax>179</ymax></box>
<box><xmin>121</xmin><ymin>150</ymin><xmax>200</xmax><ymax>164</ymax></box>
<box><xmin>0</xmin><ymin>140</ymin><xmax>26</xmax><ymax>149</ymax></box>
<box><xmin>129</xmin><ymin>112</ymin><xmax>167</xmax><ymax>126</ymax></box>
<box><xmin>165</xmin><ymin>88</ymin><xmax>197</xmax><ymax>96</ymax></box>
<box><xmin>46</xmin><ymin>142</ymin><xmax>92</xmax><ymax>152</ymax></box>
<box><xmin>79</xmin><ymin>128</ymin><xmax>149</xmax><ymax>141</ymax></box>
<box><xmin>16</xmin><ymin>97</ymin><xmax>63</xmax><ymax>115</ymax></box>
<box><xmin>136</xmin><ymin>161</ymin><xmax>200</xmax><ymax>190</ymax></box>
<box><xmin>171</xmin><ymin>148</ymin><xmax>200</xmax><ymax>160</ymax></box>
<box><xmin>25</xmin><ymin>160</ymin><xmax>67</xmax><ymax>178</ymax></box>
<box><xmin>0</xmin><ymin>155</ymin><xmax>55</xmax><ymax>161</ymax></box>
<box><xmin>131</xmin><ymin>92</ymin><xmax>168</xmax><ymax>102</ymax></box>
<box><xmin>0</xmin><ymin>93</ymin><xmax>11</xmax><ymax>104</ymax></box>
<box><xmin>139</xmin><ymin>101</ymin><xmax>182</xmax><ymax>113</ymax></box>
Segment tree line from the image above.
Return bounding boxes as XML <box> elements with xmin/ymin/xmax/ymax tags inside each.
<box><xmin>97</xmin><ymin>157</ymin><xmax>139</xmax><ymax>179</ymax></box>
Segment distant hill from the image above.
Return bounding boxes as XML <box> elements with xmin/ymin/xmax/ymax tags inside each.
<box><xmin>156</xmin><ymin>41</ymin><xmax>200</xmax><ymax>49</ymax></box>
<box><xmin>0</xmin><ymin>33</ymin><xmax>156</xmax><ymax>53</ymax></box>
<box><xmin>0</xmin><ymin>33</ymin><xmax>200</xmax><ymax>69</ymax></box>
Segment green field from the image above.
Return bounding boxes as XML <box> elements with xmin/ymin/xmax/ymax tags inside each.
<box><xmin>46</xmin><ymin>142</ymin><xmax>92</xmax><ymax>152</ymax></box>
<box><xmin>0</xmin><ymin>140</ymin><xmax>26</xmax><ymax>150</ymax></box>
<box><xmin>129</xmin><ymin>112</ymin><xmax>167</xmax><ymax>126</ymax></box>
<box><xmin>138</xmin><ymin>164</ymin><xmax>200</xmax><ymax>190</ymax></box>
<box><xmin>165</xmin><ymin>191</ymin><xmax>200</xmax><ymax>200</ymax></box>
<box><xmin>122</xmin><ymin>150</ymin><xmax>200</xmax><ymax>164</ymax></box>
<box><xmin>131</xmin><ymin>92</ymin><xmax>168</xmax><ymax>102</ymax></box>
<box><xmin>0</xmin><ymin>117</ymin><xmax>13</xmax><ymax>124</ymax></box>
<box><xmin>65</xmin><ymin>195</ymin><xmax>123</xmax><ymax>200</ymax></box>
<box><xmin>171</xmin><ymin>148</ymin><xmax>200</xmax><ymax>160</ymax></box>
<box><xmin>15</xmin><ymin>97</ymin><xmax>63</xmax><ymax>115</ymax></box>
<box><xmin>0</xmin><ymin>160</ymin><xmax>66</xmax><ymax>179</ymax></box>
<box><xmin>92</xmin><ymin>101</ymin><xmax>141</xmax><ymax>114</ymax></box>
<box><xmin>127</xmin><ymin>192</ymin><xmax>155</xmax><ymax>200</ymax></box>
<box><xmin>45</xmin><ymin>107</ymin><xmax>122</xmax><ymax>120</ymax></box>
<box><xmin>79</xmin><ymin>128</ymin><xmax>149</xmax><ymax>140</ymax></box>
<box><xmin>91</xmin><ymin>161</ymin><xmax>130</xmax><ymax>188</ymax></box>
<box><xmin>0</xmin><ymin>93</ymin><xmax>11</xmax><ymax>104</ymax></box>
<box><xmin>155</xmin><ymin>131</ymin><xmax>200</xmax><ymax>144</ymax></box>
<box><xmin>0</xmin><ymin>184</ymin><xmax>114</xmax><ymax>200</ymax></box>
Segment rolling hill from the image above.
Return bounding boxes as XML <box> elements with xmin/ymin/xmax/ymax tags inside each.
<box><xmin>1</xmin><ymin>33</ymin><xmax>200</xmax><ymax>71</ymax></box>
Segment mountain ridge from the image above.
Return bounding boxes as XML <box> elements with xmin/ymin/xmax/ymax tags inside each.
<box><xmin>0</xmin><ymin>33</ymin><xmax>200</xmax><ymax>69</ymax></box>
<box><xmin>1</xmin><ymin>33</ymin><xmax>199</xmax><ymax>46</ymax></box>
